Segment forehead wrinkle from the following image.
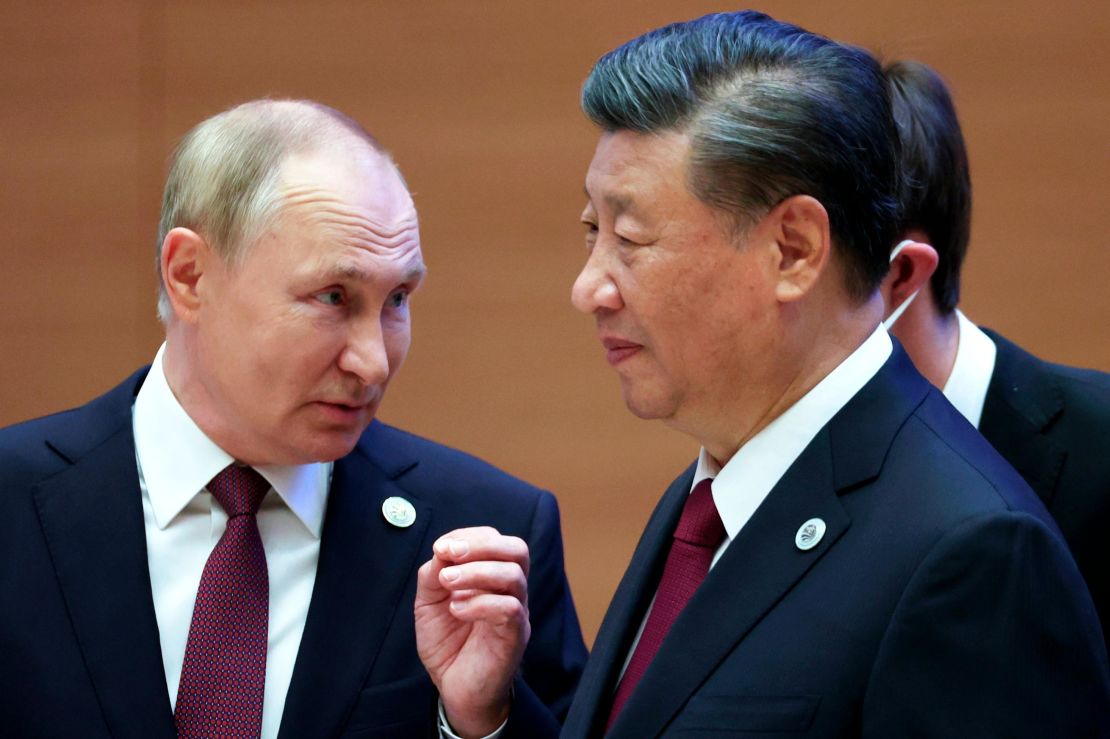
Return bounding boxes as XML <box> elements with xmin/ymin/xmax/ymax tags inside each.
<box><xmin>280</xmin><ymin>184</ymin><xmax>419</xmax><ymax>249</ymax></box>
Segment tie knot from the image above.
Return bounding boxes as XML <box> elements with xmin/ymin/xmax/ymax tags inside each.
<box><xmin>207</xmin><ymin>464</ymin><xmax>269</xmax><ymax>518</ymax></box>
<box><xmin>674</xmin><ymin>478</ymin><xmax>726</xmax><ymax>547</ymax></box>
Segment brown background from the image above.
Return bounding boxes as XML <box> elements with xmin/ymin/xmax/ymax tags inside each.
<box><xmin>2</xmin><ymin>1</ymin><xmax>1108</xmax><ymax>645</ymax></box>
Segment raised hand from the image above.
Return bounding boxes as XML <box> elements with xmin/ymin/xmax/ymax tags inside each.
<box><xmin>415</xmin><ymin>527</ymin><xmax>531</xmax><ymax>738</ymax></box>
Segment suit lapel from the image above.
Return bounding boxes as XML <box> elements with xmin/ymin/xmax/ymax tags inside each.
<box><xmin>979</xmin><ymin>329</ymin><xmax>1066</xmax><ymax>506</ymax></box>
<box><xmin>561</xmin><ymin>468</ymin><xmax>694</xmax><ymax>739</ymax></box>
<box><xmin>581</xmin><ymin>346</ymin><xmax>927</xmax><ymax>739</ymax></box>
<box><xmin>278</xmin><ymin>437</ymin><xmax>432</xmax><ymax>739</ymax></box>
<box><xmin>607</xmin><ymin>433</ymin><xmax>850</xmax><ymax>739</ymax></box>
<box><xmin>32</xmin><ymin>371</ymin><xmax>176</xmax><ymax>738</ymax></box>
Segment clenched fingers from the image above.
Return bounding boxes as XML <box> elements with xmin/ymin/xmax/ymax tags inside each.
<box><xmin>432</xmin><ymin>527</ymin><xmax>530</xmax><ymax>577</ymax></box>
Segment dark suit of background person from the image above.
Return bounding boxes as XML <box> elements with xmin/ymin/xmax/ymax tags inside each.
<box><xmin>0</xmin><ymin>99</ymin><xmax>585</xmax><ymax>739</ymax></box>
<box><xmin>0</xmin><ymin>370</ymin><xmax>583</xmax><ymax>738</ymax></box>
<box><xmin>555</xmin><ymin>12</ymin><xmax>1110</xmax><ymax>738</ymax></box>
<box><xmin>981</xmin><ymin>329</ymin><xmax>1110</xmax><ymax>646</ymax></box>
<box><xmin>879</xmin><ymin>60</ymin><xmax>1110</xmax><ymax>648</ymax></box>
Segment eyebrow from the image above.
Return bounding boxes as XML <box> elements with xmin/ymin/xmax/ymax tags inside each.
<box><xmin>583</xmin><ymin>186</ymin><xmax>636</xmax><ymax>215</ymax></box>
<box><xmin>323</xmin><ymin>261</ymin><xmax>427</xmax><ymax>284</ymax></box>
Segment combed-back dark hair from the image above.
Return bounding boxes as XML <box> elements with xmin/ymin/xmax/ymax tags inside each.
<box><xmin>581</xmin><ymin>10</ymin><xmax>902</xmax><ymax>300</ymax></box>
<box><xmin>885</xmin><ymin>60</ymin><xmax>971</xmax><ymax>314</ymax></box>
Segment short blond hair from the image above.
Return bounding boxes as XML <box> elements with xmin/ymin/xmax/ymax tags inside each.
<box><xmin>155</xmin><ymin>99</ymin><xmax>386</xmax><ymax>322</ymax></box>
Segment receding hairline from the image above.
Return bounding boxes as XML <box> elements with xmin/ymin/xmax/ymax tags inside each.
<box><xmin>223</xmin><ymin>98</ymin><xmax>387</xmax><ymax>154</ymax></box>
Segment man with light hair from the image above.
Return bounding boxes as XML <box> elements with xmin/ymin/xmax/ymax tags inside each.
<box><xmin>556</xmin><ymin>11</ymin><xmax>1106</xmax><ymax>737</ymax></box>
<box><xmin>878</xmin><ymin>59</ymin><xmax>1110</xmax><ymax>650</ymax></box>
<box><xmin>0</xmin><ymin>99</ymin><xmax>585</xmax><ymax>738</ymax></box>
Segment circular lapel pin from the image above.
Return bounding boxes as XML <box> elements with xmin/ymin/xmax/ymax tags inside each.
<box><xmin>795</xmin><ymin>518</ymin><xmax>826</xmax><ymax>551</ymax></box>
<box><xmin>382</xmin><ymin>496</ymin><xmax>417</xmax><ymax>528</ymax></box>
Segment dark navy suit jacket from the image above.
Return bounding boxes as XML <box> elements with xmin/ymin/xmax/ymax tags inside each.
<box><xmin>0</xmin><ymin>367</ymin><xmax>586</xmax><ymax>738</ymax></box>
<box><xmin>562</xmin><ymin>346</ymin><xmax>1109</xmax><ymax>738</ymax></box>
<box><xmin>980</xmin><ymin>328</ymin><xmax>1110</xmax><ymax>651</ymax></box>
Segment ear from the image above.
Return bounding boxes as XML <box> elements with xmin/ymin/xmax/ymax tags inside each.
<box><xmin>765</xmin><ymin>195</ymin><xmax>831</xmax><ymax>303</ymax></box>
<box><xmin>879</xmin><ymin>239</ymin><xmax>938</xmax><ymax>317</ymax></box>
<box><xmin>160</xmin><ymin>227</ymin><xmax>216</xmax><ymax>323</ymax></box>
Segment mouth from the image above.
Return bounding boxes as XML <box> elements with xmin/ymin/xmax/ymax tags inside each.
<box><xmin>314</xmin><ymin>400</ymin><xmax>374</xmax><ymax>426</ymax></box>
<box><xmin>600</xmin><ymin>336</ymin><xmax>643</xmax><ymax>366</ymax></box>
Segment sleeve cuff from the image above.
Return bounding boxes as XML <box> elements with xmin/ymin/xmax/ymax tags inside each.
<box><xmin>437</xmin><ymin>698</ymin><xmax>508</xmax><ymax>739</ymax></box>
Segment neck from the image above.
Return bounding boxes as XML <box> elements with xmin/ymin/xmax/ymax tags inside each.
<box><xmin>694</xmin><ymin>292</ymin><xmax>885</xmax><ymax>465</ymax></box>
<box><xmin>889</xmin><ymin>293</ymin><xmax>960</xmax><ymax>390</ymax></box>
<box><xmin>162</xmin><ymin>324</ymin><xmax>244</xmax><ymax>463</ymax></box>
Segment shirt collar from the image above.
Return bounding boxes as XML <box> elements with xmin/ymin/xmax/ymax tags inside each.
<box><xmin>693</xmin><ymin>325</ymin><xmax>893</xmax><ymax>540</ymax></box>
<box><xmin>941</xmin><ymin>309</ymin><xmax>998</xmax><ymax>429</ymax></box>
<box><xmin>134</xmin><ymin>343</ymin><xmax>330</xmax><ymax>536</ymax></box>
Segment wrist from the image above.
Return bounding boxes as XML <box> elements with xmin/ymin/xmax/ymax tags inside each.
<box><xmin>441</xmin><ymin>693</ymin><xmax>511</xmax><ymax>739</ymax></box>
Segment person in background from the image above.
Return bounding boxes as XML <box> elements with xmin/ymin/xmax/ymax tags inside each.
<box><xmin>879</xmin><ymin>59</ymin><xmax>1110</xmax><ymax>649</ymax></box>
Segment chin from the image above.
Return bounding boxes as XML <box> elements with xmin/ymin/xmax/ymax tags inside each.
<box><xmin>311</xmin><ymin>434</ymin><xmax>364</xmax><ymax>462</ymax></box>
<box><xmin>620</xmin><ymin>384</ymin><xmax>677</xmax><ymax>422</ymax></box>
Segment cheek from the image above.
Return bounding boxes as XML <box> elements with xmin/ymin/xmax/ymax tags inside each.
<box><xmin>384</xmin><ymin>321</ymin><xmax>412</xmax><ymax>369</ymax></box>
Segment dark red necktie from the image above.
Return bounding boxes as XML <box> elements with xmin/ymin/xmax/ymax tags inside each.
<box><xmin>607</xmin><ymin>478</ymin><xmax>725</xmax><ymax>731</ymax></box>
<box><xmin>174</xmin><ymin>464</ymin><xmax>271</xmax><ymax>739</ymax></box>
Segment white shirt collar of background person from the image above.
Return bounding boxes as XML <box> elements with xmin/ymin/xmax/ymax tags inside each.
<box><xmin>692</xmin><ymin>325</ymin><xmax>892</xmax><ymax>562</ymax></box>
<box><xmin>133</xmin><ymin>341</ymin><xmax>330</xmax><ymax>739</ymax></box>
<box><xmin>940</xmin><ymin>309</ymin><xmax>998</xmax><ymax>429</ymax></box>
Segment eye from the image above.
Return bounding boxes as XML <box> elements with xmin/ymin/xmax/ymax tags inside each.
<box><xmin>582</xmin><ymin>220</ymin><xmax>599</xmax><ymax>249</ymax></box>
<box><xmin>315</xmin><ymin>288</ymin><xmax>345</xmax><ymax>307</ymax></box>
<box><xmin>386</xmin><ymin>289</ymin><xmax>409</xmax><ymax>309</ymax></box>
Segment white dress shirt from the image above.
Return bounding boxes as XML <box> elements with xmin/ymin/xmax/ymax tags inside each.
<box><xmin>619</xmin><ymin>326</ymin><xmax>893</xmax><ymax>678</ymax></box>
<box><xmin>940</xmin><ymin>310</ymin><xmax>998</xmax><ymax>429</ymax></box>
<box><xmin>133</xmin><ymin>343</ymin><xmax>329</xmax><ymax>739</ymax></box>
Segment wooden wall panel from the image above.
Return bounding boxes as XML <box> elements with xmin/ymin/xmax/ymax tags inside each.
<box><xmin>2</xmin><ymin>1</ymin><xmax>1107</xmax><ymax>644</ymax></box>
<box><xmin>1</xmin><ymin>1</ymin><xmax>151</xmax><ymax>419</ymax></box>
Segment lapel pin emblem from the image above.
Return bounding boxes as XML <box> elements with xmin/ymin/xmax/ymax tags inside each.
<box><xmin>795</xmin><ymin>518</ymin><xmax>826</xmax><ymax>551</ymax></box>
<box><xmin>382</xmin><ymin>496</ymin><xmax>417</xmax><ymax>528</ymax></box>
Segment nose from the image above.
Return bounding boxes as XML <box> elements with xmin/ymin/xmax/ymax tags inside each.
<box><xmin>571</xmin><ymin>249</ymin><xmax>623</xmax><ymax>314</ymax></box>
<box><xmin>338</xmin><ymin>316</ymin><xmax>392</xmax><ymax>387</ymax></box>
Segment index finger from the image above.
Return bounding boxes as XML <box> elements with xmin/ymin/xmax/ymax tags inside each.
<box><xmin>432</xmin><ymin>526</ymin><xmax>530</xmax><ymax>577</ymax></box>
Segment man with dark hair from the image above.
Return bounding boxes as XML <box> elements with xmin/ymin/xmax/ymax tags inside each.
<box><xmin>556</xmin><ymin>11</ymin><xmax>1107</xmax><ymax>737</ymax></box>
<box><xmin>880</xmin><ymin>59</ymin><xmax>1110</xmax><ymax>649</ymax></box>
<box><xmin>0</xmin><ymin>99</ymin><xmax>585</xmax><ymax>739</ymax></box>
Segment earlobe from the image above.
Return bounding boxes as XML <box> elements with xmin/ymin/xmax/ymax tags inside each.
<box><xmin>769</xmin><ymin>195</ymin><xmax>830</xmax><ymax>303</ymax></box>
<box><xmin>161</xmin><ymin>227</ymin><xmax>212</xmax><ymax>323</ymax></box>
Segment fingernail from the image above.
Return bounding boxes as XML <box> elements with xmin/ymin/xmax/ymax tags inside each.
<box><xmin>450</xmin><ymin>598</ymin><xmax>468</xmax><ymax>611</ymax></box>
<box><xmin>434</xmin><ymin>539</ymin><xmax>449</xmax><ymax>556</ymax></box>
<box><xmin>442</xmin><ymin>567</ymin><xmax>460</xmax><ymax>582</ymax></box>
<box><xmin>448</xmin><ymin>539</ymin><xmax>469</xmax><ymax>558</ymax></box>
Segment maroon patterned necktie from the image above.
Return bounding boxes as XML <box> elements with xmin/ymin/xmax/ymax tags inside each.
<box><xmin>607</xmin><ymin>478</ymin><xmax>725</xmax><ymax>731</ymax></box>
<box><xmin>174</xmin><ymin>464</ymin><xmax>271</xmax><ymax>739</ymax></box>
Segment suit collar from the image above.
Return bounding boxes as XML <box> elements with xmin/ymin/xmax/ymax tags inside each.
<box><xmin>827</xmin><ymin>343</ymin><xmax>930</xmax><ymax>491</ymax></box>
<box><xmin>43</xmin><ymin>366</ymin><xmax>149</xmax><ymax>463</ymax></box>
<box><xmin>33</xmin><ymin>367</ymin><xmax>176</xmax><ymax>738</ymax></box>
<box><xmin>277</xmin><ymin>423</ymin><xmax>431</xmax><ymax>739</ymax></box>
<box><xmin>568</xmin><ymin>346</ymin><xmax>929</xmax><ymax>739</ymax></box>
<box><xmin>981</xmin><ymin>328</ymin><xmax>1064</xmax><ymax>432</ymax></box>
<box><xmin>979</xmin><ymin>328</ymin><xmax>1066</xmax><ymax>504</ymax></box>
